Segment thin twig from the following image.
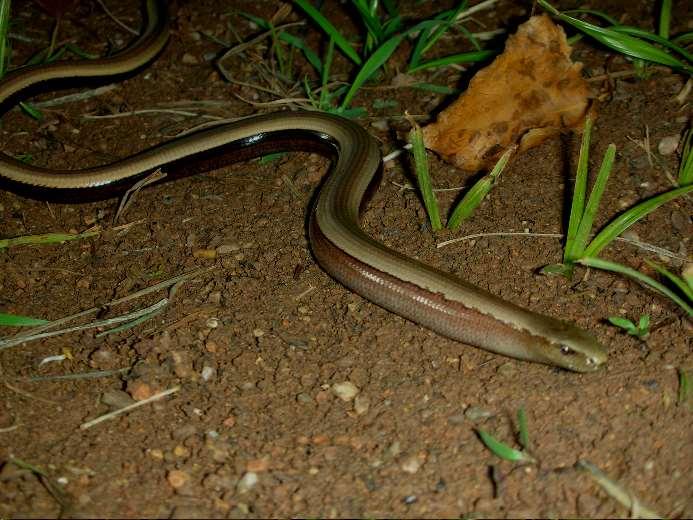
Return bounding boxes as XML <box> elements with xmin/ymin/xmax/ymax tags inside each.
<box><xmin>80</xmin><ymin>385</ymin><xmax>180</xmax><ymax>429</ymax></box>
<box><xmin>4</xmin><ymin>382</ymin><xmax>59</xmax><ymax>405</ymax></box>
<box><xmin>577</xmin><ymin>460</ymin><xmax>660</xmax><ymax>519</ymax></box>
<box><xmin>114</xmin><ymin>168</ymin><xmax>167</xmax><ymax>223</ymax></box>
<box><xmin>33</xmin><ymin>84</ymin><xmax>119</xmax><ymax>108</ymax></box>
<box><xmin>0</xmin><ymin>299</ymin><xmax>169</xmax><ymax>351</ymax></box>
<box><xmin>82</xmin><ymin>108</ymin><xmax>221</xmax><ymax>120</ymax></box>
<box><xmin>436</xmin><ymin>231</ymin><xmax>687</xmax><ymax>261</ymax></box>
<box><xmin>1</xmin><ymin>267</ymin><xmax>214</xmax><ymax>347</ymax></box>
<box><xmin>22</xmin><ymin>367</ymin><xmax>130</xmax><ymax>382</ymax></box>
<box><xmin>94</xmin><ymin>0</ymin><xmax>138</xmax><ymax>35</ymax></box>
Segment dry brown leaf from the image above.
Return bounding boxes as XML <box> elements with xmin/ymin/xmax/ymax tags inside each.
<box><xmin>422</xmin><ymin>15</ymin><xmax>592</xmax><ymax>172</ymax></box>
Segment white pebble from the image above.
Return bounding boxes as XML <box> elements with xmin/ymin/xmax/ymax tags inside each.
<box><xmin>401</xmin><ymin>456</ymin><xmax>422</xmax><ymax>474</ymax></box>
<box><xmin>658</xmin><ymin>135</ymin><xmax>680</xmax><ymax>155</ymax></box>
<box><xmin>237</xmin><ymin>471</ymin><xmax>258</xmax><ymax>493</ymax></box>
<box><xmin>332</xmin><ymin>381</ymin><xmax>359</xmax><ymax>402</ymax></box>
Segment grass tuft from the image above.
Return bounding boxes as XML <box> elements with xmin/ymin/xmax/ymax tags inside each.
<box><xmin>447</xmin><ymin>146</ymin><xmax>514</xmax><ymax>230</ymax></box>
<box><xmin>407</xmin><ymin>113</ymin><xmax>442</xmax><ymax>231</ymax></box>
<box><xmin>607</xmin><ymin>314</ymin><xmax>650</xmax><ymax>339</ymax></box>
<box><xmin>477</xmin><ymin>407</ymin><xmax>535</xmax><ymax>463</ymax></box>
<box><xmin>538</xmin><ymin>0</ymin><xmax>693</xmax><ymax>75</ymax></box>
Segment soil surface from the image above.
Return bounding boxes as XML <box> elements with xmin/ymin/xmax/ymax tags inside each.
<box><xmin>0</xmin><ymin>0</ymin><xmax>691</xmax><ymax>518</ymax></box>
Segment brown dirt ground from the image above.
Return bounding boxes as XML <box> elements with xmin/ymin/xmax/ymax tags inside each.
<box><xmin>0</xmin><ymin>0</ymin><xmax>691</xmax><ymax>518</ymax></box>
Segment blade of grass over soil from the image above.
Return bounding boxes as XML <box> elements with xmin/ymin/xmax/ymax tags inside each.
<box><xmin>607</xmin><ymin>315</ymin><xmax>649</xmax><ymax>338</ymax></box>
<box><xmin>563</xmin><ymin>116</ymin><xmax>593</xmax><ymax>264</ymax></box>
<box><xmin>447</xmin><ymin>146</ymin><xmax>514</xmax><ymax>230</ymax></box>
<box><xmin>538</xmin><ymin>0</ymin><xmax>693</xmax><ymax>75</ymax></box>
<box><xmin>407</xmin><ymin>113</ymin><xmax>441</xmax><ymax>231</ymax></box>
<box><xmin>407</xmin><ymin>49</ymin><xmax>495</xmax><ymax>74</ymax></box>
<box><xmin>0</xmin><ymin>313</ymin><xmax>49</xmax><ymax>327</ymax></box>
<box><xmin>582</xmin><ymin>183</ymin><xmax>693</xmax><ymax>258</ymax></box>
<box><xmin>577</xmin><ymin>460</ymin><xmax>660</xmax><ymax>519</ymax></box>
<box><xmin>678</xmin><ymin>127</ymin><xmax>692</xmax><ymax>186</ymax></box>
<box><xmin>293</xmin><ymin>0</ymin><xmax>361</xmax><ymax>65</ymax></box>
<box><xmin>659</xmin><ymin>0</ymin><xmax>672</xmax><ymax>40</ymax></box>
<box><xmin>578</xmin><ymin>257</ymin><xmax>693</xmax><ymax>315</ymax></box>
<box><xmin>645</xmin><ymin>259</ymin><xmax>693</xmax><ymax>301</ymax></box>
<box><xmin>517</xmin><ymin>407</ymin><xmax>530</xmax><ymax>451</ymax></box>
<box><xmin>477</xmin><ymin>429</ymin><xmax>536</xmax><ymax>463</ymax></box>
<box><xmin>679</xmin><ymin>368</ymin><xmax>692</xmax><ymax>408</ymax></box>
<box><xmin>0</xmin><ymin>0</ymin><xmax>10</xmax><ymax>77</ymax></box>
<box><xmin>0</xmin><ymin>230</ymin><xmax>100</xmax><ymax>249</ymax></box>
<box><xmin>569</xmin><ymin>143</ymin><xmax>616</xmax><ymax>260</ymax></box>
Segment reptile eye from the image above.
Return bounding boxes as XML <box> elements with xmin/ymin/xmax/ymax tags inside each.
<box><xmin>560</xmin><ymin>344</ymin><xmax>576</xmax><ymax>356</ymax></box>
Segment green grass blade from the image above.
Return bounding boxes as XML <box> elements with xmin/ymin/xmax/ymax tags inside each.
<box><xmin>659</xmin><ymin>0</ymin><xmax>672</xmax><ymax>40</ymax></box>
<box><xmin>294</xmin><ymin>0</ymin><xmax>362</xmax><ymax>65</ymax></box>
<box><xmin>564</xmin><ymin>116</ymin><xmax>593</xmax><ymax>262</ymax></box>
<box><xmin>351</xmin><ymin>0</ymin><xmax>385</xmax><ymax>44</ymax></box>
<box><xmin>280</xmin><ymin>32</ymin><xmax>323</xmax><ymax>75</ymax></box>
<box><xmin>644</xmin><ymin>260</ymin><xmax>693</xmax><ymax>301</ymax></box>
<box><xmin>607</xmin><ymin>316</ymin><xmax>636</xmax><ymax>333</ymax></box>
<box><xmin>19</xmin><ymin>101</ymin><xmax>43</xmax><ymax>120</ymax></box>
<box><xmin>609</xmin><ymin>26</ymin><xmax>693</xmax><ymax>63</ymax></box>
<box><xmin>0</xmin><ymin>230</ymin><xmax>99</xmax><ymax>249</ymax></box>
<box><xmin>448</xmin><ymin>146</ymin><xmax>514</xmax><ymax>230</ymax></box>
<box><xmin>407</xmin><ymin>49</ymin><xmax>494</xmax><ymax>73</ymax></box>
<box><xmin>679</xmin><ymin>368</ymin><xmax>692</xmax><ymax>408</ymax></box>
<box><xmin>408</xmin><ymin>116</ymin><xmax>442</xmax><ymax>231</ymax></box>
<box><xmin>410</xmin><ymin>2</ymin><xmax>470</xmax><ymax>68</ymax></box>
<box><xmin>583</xmin><ymin>184</ymin><xmax>693</xmax><ymax>257</ymax></box>
<box><xmin>569</xmin><ymin>143</ymin><xmax>616</xmax><ymax>260</ymax></box>
<box><xmin>563</xmin><ymin>9</ymin><xmax>620</xmax><ymax>26</ymax></box>
<box><xmin>411</xmin><ymin>83</ymin><xmax>459</xmax><ymax>95</ymax></box>
<box><xmin>477</xmin><ymin>429</ymin><xmax>536</xmax><ymax>463</ymax></box>
<box><xmin>0</xmin><ymin>0</ymin><xmax>10</xmax><ymax>78</ymax></box>
<box><xmin>538</xmin><ymin>0</ymin><xmax>693</xmax><ymax>74</ymax></box>
<box><xmin>318</xmin><ymin>37</ymin><xmax>335</xmax><ymax>110</ymax></box>
<box><xmin>678</xmin><ymin>128</ymin><xmax>692</xmax><ymax>186</ymax></box>
<box><xmin>0</xmin><ymin>312</ymin><xmax>49</xmax><ymax>327</ymax></box>
<box><xmin>578</xmin><ymin>257</ymin><xmax>693</xmax><ymax>315</ymax></box>
<box><xmin>339</xmin><ymin>33</ymin><xmax>404</xmax><ymax>110</ymax></box>
<box><xmin>517</xmin><ymin>408</ymin><xmax>530</xmax><ymax>451</ymax></box>
<box><xmin>672</xmin><ymin>31</ymin><xmax>693</xmax><ymax>45</ymax></box>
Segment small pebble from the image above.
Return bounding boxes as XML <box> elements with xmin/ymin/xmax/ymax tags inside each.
<box><xmin>149</xmin><ymin>449</ymin><xmax>164</xmax><ymax>460</ymax></box>
<box><xmin>403</xmin><ymin>495</ymin><xmax>417</xmax><ymax>505</ymax></box>
<box><xmin>181</xmin><ymin>52</ymin><xmax>198</xmax><ymax>64</ymax></box>
<box><xmin>127</xmin><ymin>380</ymin><xmax>154</xmax><ymax>401</ymax></box>
<box><xmin>207</xmin><ymin>291</ymin><xmax>222</xmax><ymax>304</ymax></box>
<box><xmin>216</xmin><ymin>243</ymin><xmax>240</xmax><ymax>254</ymax></box>
<box><xmin>657</xmin><ymin>135</ymin><xmax>680</xmax><ymax>155</ymax></box>
<box><xmin>201</xmin><ymin>365</ymin><xmax>216</xmax><ymax>382</ymax></box>
<box><xmin>205</xmin><ymin>317</ymin><xmax>219</xmax><ymax>329</ymax></box>
<box><xmin>464</xmin><ymin>406</ymin><xmax>494</xmax><ymax>421</ymax></box>
<box><xmin>101</xmin><ymin>389</ymin><xmax>135</xmax><ymax>409</ymax></box>
<box><xmin>223</xmin><ymin>415</ymin><xmax>236</xmax><ymax>428</ymax></box>
<box><xmin>236</xmin><ymin>471</ymin><xmax>258</xmax><ymax>493</ymax></box>
<box><xmin>354</xmin><ymin>395</ymin><xmax>370</xmax><ymax>415</ymax></box>
<box><xmin>174</xmin><ymin>445</ymin><xmax>190</xmax><ymax>458</ymax></box>
<box><xmin>246</xmin><ymin>458</ymin><xmax>270</xmax><ymax>473</ymax></box>
<box><xmin>167</xmin><ymin>469</ymin><xmax>190</xmax><ymax>489</ymax></box>
<box><xmin>332</xmin><ymin>381</ymin><xmax>359</xmax><ymax>402</ymax></box>
<box><xmin>401</xmin><ymin>456</ymin><xmax>422</xmax><ymax>474</ymax></box>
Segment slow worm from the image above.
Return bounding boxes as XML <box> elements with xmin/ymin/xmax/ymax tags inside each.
<box><xmin>0</xmin><ymin>0</ymin><xmax>607</xmax><ymax>371</ymax></box>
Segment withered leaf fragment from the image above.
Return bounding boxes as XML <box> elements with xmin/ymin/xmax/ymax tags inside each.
<box><xmin>422</xmin><ymin>15</ymin><xmax>591</xmax><ymax>172</ymax></box>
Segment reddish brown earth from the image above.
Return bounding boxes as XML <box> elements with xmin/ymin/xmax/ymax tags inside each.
<box><xmin>0</xmin><ymin>0</ymin><xmax>691</xmax><ymax>518</ymax></box>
